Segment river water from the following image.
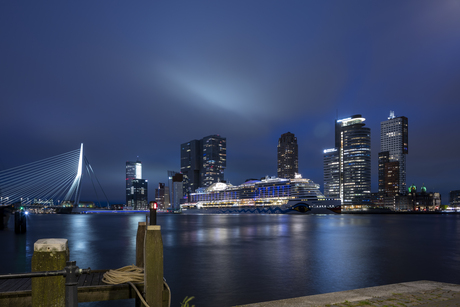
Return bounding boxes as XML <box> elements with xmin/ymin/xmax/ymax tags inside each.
<box><xmin>1</xmin><ymin>213</ymin><xmax>459</xmax><ymax>307</ymax></box>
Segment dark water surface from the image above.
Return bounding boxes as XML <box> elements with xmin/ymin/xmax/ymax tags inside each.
<box><xmin>1</xmin><ymin>213</ymin><xmax>459</xmax><ymax>307</ymax></box>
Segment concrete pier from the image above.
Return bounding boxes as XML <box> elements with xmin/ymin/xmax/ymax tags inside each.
<box><xmin>238</xmin><ymin>281</ymin><xmax>460</xmax><ymax>307</ymax></box>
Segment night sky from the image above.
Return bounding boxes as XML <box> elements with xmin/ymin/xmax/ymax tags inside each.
<box><xmin>2</xmin><ymin>1</ymin><xmax>460</xmax><ymax>204</ymax></box>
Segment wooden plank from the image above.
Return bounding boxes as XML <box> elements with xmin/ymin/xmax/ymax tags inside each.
<box><xmin>77</xmin><ymin>283</ymin><xmax>144</xmax><ymax>303</ymax></box>
<box><xmin>9</xmin><ymin>278</ymin><xmax>30</xmax><ymax>292</ymax></box>
<box><xmin>77</xmin><ymin>273</ymin><xmax>87</xmax><ymax>287</ymax></box>
<box><xmin>24</xmin><ymin>279</ymin><xmax>31</xmax><ymax>291</ymax></box>
<box><xmin>0</xmin><ymin>279</ymin><xmax>9</xmax><ymax>292</ymax></box>
<box><xmin>84</xmin><ymin>272</ymin><xmax>94</xmax><ymax>286</ymax></box>
<box><xmin>0</xmin><ymin>278</ymin><xmax>25</xmax><ymax>292</ymax></box>
<box><xmin>98</xmin><ymin>271</ymin><xmax>105</xmax><ymax>285</ymax></box>
<box><xmin>0</xmin><ymin>290</ymin><xmax>32</xmax><ymax>307</ymax></box>
<box><xmin>90</xmin><ymin>273</ymin><xmax>100</xmax><ymax>286</ymax></box>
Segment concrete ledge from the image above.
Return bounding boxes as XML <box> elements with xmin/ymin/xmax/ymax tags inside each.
<box><xmin>238</xmin><ymin>281</ymin><xmax>460</xmax><ymax>307</ymax></box>
<box><xmin>34</xmin><ymin>238</ymin><xmax>68</xmax><ymax>252</ymax></box>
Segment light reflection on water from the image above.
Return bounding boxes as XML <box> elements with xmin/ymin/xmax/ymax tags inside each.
<box><xmin>1</xmin><ymin>213</ymin><xmax>460</xmax><ymax>307</ymax></box>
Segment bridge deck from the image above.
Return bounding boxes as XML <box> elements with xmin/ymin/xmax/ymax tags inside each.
<box><xmin>0</xmin><ymin>269</ymin><xmax>146</xmax><ymax>306</ymax></box>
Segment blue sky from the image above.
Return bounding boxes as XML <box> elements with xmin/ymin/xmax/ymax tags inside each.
<box><xmin>1</xmin><ymin>1</ymin><xmax>460</xmax><ymax>203</ymax></box>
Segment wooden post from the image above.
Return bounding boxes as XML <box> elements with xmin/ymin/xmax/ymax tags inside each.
<box><xmin>14</xmin><ymin>211</ymin><xmax>27</xmax><ymax>233</ymax></box>
<box><xmin>0</xmin><ymin>207</ymin><xmax>4</xmax><ymax>230</ymax></box>
<box><xmin>144</xmin><ymin>225</ymin><xmax>163</xmax><ymax>307</ymax></box>
<box><xmin>31</xmin><ymin>238</ymin><xmax>69</xmax><ymax>307</ymax></box>
<box><xmin>136</xmin><ymin>222</ymin><xmax>146</xmax><ymax>267</ymax></box>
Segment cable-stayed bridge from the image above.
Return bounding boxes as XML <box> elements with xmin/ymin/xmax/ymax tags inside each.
<box><xmin>0</xmin><ymin>144</ymin><xmax>108</xmax><ymax>208</ymax></box>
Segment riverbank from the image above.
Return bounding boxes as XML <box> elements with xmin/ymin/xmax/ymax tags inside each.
<box><xmin>239</xmin><ymin>281</ymin><xmax>460</xmax><ymax>306</ymax></box>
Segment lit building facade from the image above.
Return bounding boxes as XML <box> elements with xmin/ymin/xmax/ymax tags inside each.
<box><xmin>154</xmin><ymin>182</ymin><xmax>170</xmax><ymax>210</ymax></box>
<box><xmin>323</xmin><ymin>148</ymin><xmax>340</xmax><ymax>199</ymax></box>
<box><xmin>449</xmin><ymin>190</ymin><xmax>460</xmax><ymax>210</ymax></box>
<box><xmin>181</xmin><ymin>135</ymin><xmax>226</xmax><ymax>194</ymax></box>
<box><xmin>181</xmin><ymin>140</ymin><xmax>201</xmax><ymax>195</ymax></box>
<box><xmin>171</xmin><ymin>173</ymin><xmax>184</xmax><ymax>211</ymax></box>
<box><xmin>379</xmin><ymin>111</ymin><xmax>408</xmax><ymax>195</ymax></box>
<box><xmin>201</xmin><ymin>135</ymin><xmax>226</xmax><ymax>187</ymax></box>
<box><xmin>277</xmin><ymin>132</ymin><xmax>298</xmax><ymax>179</ymax></box>
<box><xmin>126</xmin><ymin>160</ymin><xmax>148</xmax><ymax>209</ymax></box>
<box><xmin>323</xmin><ymin>114</ymin><xmax>371</xmax><ymax>207</ymax></box>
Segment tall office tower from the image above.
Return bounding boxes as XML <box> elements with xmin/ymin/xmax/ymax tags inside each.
<box><xmin>323</xmin><ymin>115</ymin><xmax>371</xmax><ymax>206</ymax></box>
<box><xmin>277</xmin><ymin>132</ymin><xmax>298</xmax><ymax>179</ymax></box>
<box><xmin>181</xmin><ymin>135</ymin><xmax>227</xmax><ymax>194</ymax></box>
<box><xmin>155</xmin><ymin>183</ymin><xmax>170</xmax><ymax>210</ymax></box>
<box><xmin>201</xmin><ymin>135</ymin><xmax>226</xmax><ymax>187</ymax></box>
<box><xmin>126</xmin><ymin>160</ymin><xmax>148</xmax><ymax>209</ymax></box>
<box><xmin>380</xmin><ymin>111</ymin><xmax>408</xmax><ymax>195</ymax></box>
<box><xmin>323</xmin><ymin>148</ymin><xmax>340</xmax><ymax>198</ymax></box>
<box><xmin>171</xmin><ymin>173</ymin><xmax>184</xmax><ymax>211</ymax></box>
<box><xmin>181</xmin><ymin>140</ymin><xmax>201</xmax><ymax>195</ymax></box>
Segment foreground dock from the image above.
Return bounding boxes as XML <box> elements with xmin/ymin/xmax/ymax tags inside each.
<box><xmin>0</xmin><ymin>269</ymin><xmax>145</xmax><ymax>306</ymax></box>
<box><xmin>239</xmin><ymin>281</ymin><xmax>460</xmax><ymax>307</ymax></box>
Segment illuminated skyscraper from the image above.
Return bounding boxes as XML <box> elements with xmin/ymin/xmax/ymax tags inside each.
<box><xmin>379</xmin><ymin>111</ymin><xmax>408</xmax><ymax>195</ymax></box>
<box><xmin>323</xmin><ymin>115</ymin><xmax>371</xmax><ymax>206</ymax></box>
<box><xmin>181</xmin><ymin>135</ymin><xmax>226</xmax><ymax>194</ymax></box>
<box><xmin>181</xmin><ymin>140</ymin><xmax>201</xmax><ymax>195</ymax></box>
<box><xmin>323</xmin><ymin>148</ymin><xmax>340</xmax><ymax>199</ymax></box>
<box><xmin>126</xmin><ymin>160</ymin><xmax>148</xmax><ymax>209</ymax></box>
<box><xmin>277</xmin><ymin>132</ymin><xmax>298</xmax><ymax>179</ymax></box>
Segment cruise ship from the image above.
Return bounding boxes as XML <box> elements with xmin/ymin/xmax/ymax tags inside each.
<box><xmin>181</xmin><ymin>174</ymin><xmax>341</xmax><ymax>214</ymax></box>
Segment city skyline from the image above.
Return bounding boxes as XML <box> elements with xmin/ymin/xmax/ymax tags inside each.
<box><xmin>2</xmin><ymin>1</ymin><xmax>460</xmax><ymax>203</ymax></box>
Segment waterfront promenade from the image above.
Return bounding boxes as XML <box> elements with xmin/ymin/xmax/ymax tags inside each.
<box><xmin>240</xmin><ymin>281</ymin><xmax>460</xmax><ymax>306</ymax></box>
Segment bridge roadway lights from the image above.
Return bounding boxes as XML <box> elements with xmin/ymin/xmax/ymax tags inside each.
<box><xmin>32</xmin><ymin>238</ymin><xmax>69</xmax><ymax>307</ymax></box>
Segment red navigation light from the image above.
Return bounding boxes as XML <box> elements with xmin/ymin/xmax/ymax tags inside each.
<box><xmin>153</xmin><ymin>202</ymin><xmax>158</xmax><ymax>210</ymax></box>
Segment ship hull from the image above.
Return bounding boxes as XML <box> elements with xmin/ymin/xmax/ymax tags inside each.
<box><xmin>181</xmin><ymin>200</ymin><xmax>341</xmax><ymax>215</ymax></box>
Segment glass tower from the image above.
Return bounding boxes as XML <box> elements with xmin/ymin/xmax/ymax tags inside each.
<box><xmin>277</xmin><ymin>132</ymin><xmax>298</xmax><ymax>179</ymax></box>
<box><xmin>181</xmin><ymin>135</ymin><xmax>226</xmax><ymax>194</ymax></box>
<box><xmin>323</xmin><ymin>114</ymin><xmax>371</xmax><ymax>206</ymax></box>
<box><xmin>126</xmin><ymin>160</ymin><xmax>148</xmax><ymax>209</ymax></box>
<box><xmin>380</xmin><ymin>111</ymin><xmax>408</xmax><ymax>195</ymax></box>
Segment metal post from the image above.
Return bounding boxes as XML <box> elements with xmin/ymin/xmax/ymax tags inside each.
<box><xmin>64</xmin><ymin>261</ymin><xmax>78</xmax><ymax>307</ymax></box>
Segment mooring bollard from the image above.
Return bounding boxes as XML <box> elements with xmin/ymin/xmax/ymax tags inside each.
<box><xmin>136</xmin><ymin>222</ymin><xmax>146</xmax><ymax>268</ymax></box>
<box><xmin>14</xmin><ymin>210</ymin><xmax>27</xmax><ymax>233</ymax></box>
<box><xmin>144</xmin><ymin>225</ymin><xmax>163</xmax><ymax>307</ymax></box>
<box><xmin>32</xmin><ymin>238</ymin><xmax>69</xmax><ymax>307</ymax></box>
<box><xmin>0</xmin><ymin>207</ymin><xmax>4</xmax><ymax>230</ymax></box>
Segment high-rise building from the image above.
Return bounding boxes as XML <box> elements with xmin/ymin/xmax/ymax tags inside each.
<box><xmin>277</xmin><ymin>132</ymin><xmax>298</xmax><ymax>179</ymax></box>
<box><xmin>181</xmin><ymin>135</ymin><xmax>226</xmax><ymax>194</ymax></box>
<box><xmin>323</xmin><ymin>148</ymin><xmax>340</xmax><ymax>199</ymax></box>
<box><xmin>323</xmin><ymin>114</ymin><xmax>371</xmax><ymax>206</ymax></box>
<box><xmin>379</xmin><ymin>111</ymin><xmax>408</xmax><ymax>195</ymax></box>
<box><xmin>180</xmin><ymin>140</ymin><xmax>201</xmax><ymax>195</ymax></box>
<box><xmin>155</xmin><ymin>183</ymin><xmax>170</xmax><ymax>210</ymax></box>
<box><xmin>171</xmin><ymin>173</ymin><xmax>184</xmax><ymax>211</ymax></box>
<box><xmin>201</xmin><ymin>135</ymin><xmax>226</xmax><ymax>187</ymax></box>
<box><xmin>126</xmin><ymin>160</ymin><xmax>148</xmax><ymax>209</ymax></box>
